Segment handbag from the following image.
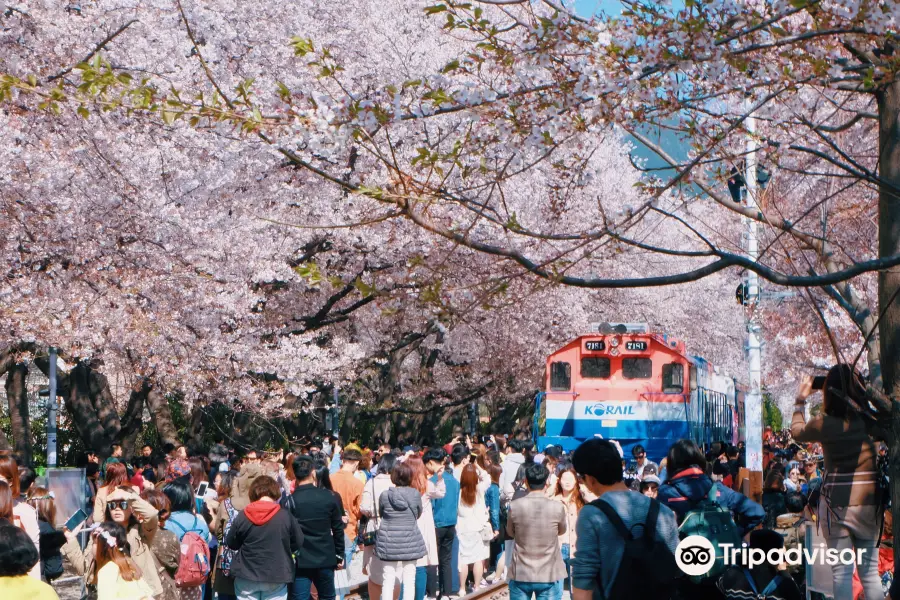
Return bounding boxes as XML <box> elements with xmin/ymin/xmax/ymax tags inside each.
<box><xmin>334</xmin><ymin>567</ymin><xmax>351</xmax><ymax>597</ymax></box>
<box><xmin>480</xmin><ymin>522</ymin><xmax>494</xmax><ymax>543</ymax></box>
<box><xmin>359</xmin><ymin>479</ymin><xmax>380</xmax><ymax>546</ymax></box>
<box><xmin>479</xmin><ymin>502</ymin><xmax>494</xmax><ymax>542</ymax></box>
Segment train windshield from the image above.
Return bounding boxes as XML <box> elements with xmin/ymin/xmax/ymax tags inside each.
<box><xmin>622</xmin><ymin>357</ymin><xmax>652</xmax><ymax>379</ymax></box>
<box><xmin>550</xmin><ymin>362</ymin><xmax>571</xmax><ymax>390</ymax></box>
<box><xmin>580</xmin><ymin>357</ymin><xmax>610</xmax><ymax>379</ymax></box>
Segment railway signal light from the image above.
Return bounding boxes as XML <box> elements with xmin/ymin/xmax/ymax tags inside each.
<box><xmin>736</xmin><ymin>282</ymin><xmax>750</xmax><ymax>305</ymax></box>
<box><xmin>728</xmin><ymin>164</ymin><xmax>770</xmax><ymax>203</ymax></box>
<box><xmin>728</xmin><ymin>167</ymin><xmax>745</xmax><ymax>203</ymax></box>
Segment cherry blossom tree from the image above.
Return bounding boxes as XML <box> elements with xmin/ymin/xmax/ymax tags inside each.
<box><xmin>4</xmin><ymin>0</ymin><xmax>896</xmax><ymax>501</ymax></box>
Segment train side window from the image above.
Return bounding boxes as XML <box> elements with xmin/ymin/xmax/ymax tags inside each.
<box><xmin>662</xmin><ymin>363</ymin><xmax>684</xmax><ymax>393</ymax></box>
<box><xmin>689</xmin><ymin>366</ymin><xmax>698</xmax><ymax>391</ymax></box>
<box><xmin>550</xmin><ymin>362</ymin><xmax>572</xmax><ymax>391</ymax></box>
<box><xmin>622</xmin><ymin>357</ymin><xmax>652</xmax><ymax>379</ymax></box>
<box><xmin>581</xmin><ymin>357</ymin><xmax>610</xmax><ymax>379</ymax></box>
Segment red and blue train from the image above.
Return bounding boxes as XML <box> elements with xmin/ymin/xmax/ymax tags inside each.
<box><xmin>534</xmin><ymin>323</ymin><xmax>745</xmax><ymax>462</ymax></box>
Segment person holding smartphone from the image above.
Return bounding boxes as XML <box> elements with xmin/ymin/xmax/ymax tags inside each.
<box><xmin>792</xmin><ymin>366</ymin><xmax>882</xmax><ymax>600</ymax></box>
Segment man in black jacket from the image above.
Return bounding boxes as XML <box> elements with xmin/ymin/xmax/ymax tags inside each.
<box><xmin>284</xmin><ymin>454</ymin><xmax>346</xmax><ymax>600</ymax></box>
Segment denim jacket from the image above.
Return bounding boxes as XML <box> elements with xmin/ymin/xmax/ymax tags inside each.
<box><xmin>431</xmin><ymin>471</ymin><xmax>460</xmax><ymax>528</ymax></box>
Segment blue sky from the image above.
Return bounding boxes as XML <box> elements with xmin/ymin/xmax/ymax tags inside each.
<box><xmin>569</xmin><ymin>0</ymin><xmax>690</xmax><ymax>179</ymax></box>
<box><xmin>573</xmin><ymin>0</ymin><xmax>624</xmax><ymax>17</ymax></box>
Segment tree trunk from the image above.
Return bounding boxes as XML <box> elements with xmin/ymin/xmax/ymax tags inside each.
<box><xmin>4</xmin><ymin>362</ymin><xmax>31</xmax><ymax>464</ymax></box>
<box><xmin>184</xmin><ymin>405</ymin><xmax>206</xmax><ymax>454</ymax></box>
<box><xmin>86</xmin><ymin>367</ymin><xmax>122</xmax><ymax>444</ymax></box>
<box><xmin>119</xmin><ymin>383</ymin><xmax>148</xmax><ymax>460</ymax></box>
<box><xmin>876</xmin><ymin>79</ymin><xmax>900</xmax><ymax>567</ymax></box>
<box><xmin>67</xmin><ymin>362</ymin><xmax>115</xmax><ymax>458</ymax></box>
<box><xmin>146</xmin><ymin>384</ymin><xmax>179</xmax><ymax>447</ymax></box>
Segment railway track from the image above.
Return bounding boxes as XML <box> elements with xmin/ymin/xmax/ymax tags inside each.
<box><xmin>345</xmin><ymin>579</ymin><xmax>509</xmax><ymax>600</ymax></box>
<box><xmin>457</xmin><ymin>580</ymin><xmax>510</xmax><ymax>600</ymax></box>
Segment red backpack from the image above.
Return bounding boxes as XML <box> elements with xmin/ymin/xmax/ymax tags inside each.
<box><xmin>169</xmin><ymin>517</ymin><xmax>211</xmax><ymax>588</ymax></box>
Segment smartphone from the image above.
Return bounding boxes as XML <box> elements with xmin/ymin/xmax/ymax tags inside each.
<box><xmin>197</xmin><ymin>481</ymin><xmax>209</xmax><ymax>497</ymax></box>
<box><xmin>812</xmin><ymin>375</ymin><xmax>827</xmax><ymax>390</ymax></box>
<box><xmin>65</xmin><ymin>508</ymin><xmax>89</xmax><ymax>531</ymax></box>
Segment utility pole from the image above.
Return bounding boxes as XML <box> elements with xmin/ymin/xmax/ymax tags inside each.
<box><xmin>743</xmin><ymin>112</ymin><xmax>764</xmax><ymax>502</ymax></box>
<box><xmin>332</xmin><ymin>386</ymin><xmax>340</xmax><ymax>437</ymax></box>
<box><xmin>47</xmin><ymin>347</ymin><xmax>58</xmax><ymax>468</ymax></box>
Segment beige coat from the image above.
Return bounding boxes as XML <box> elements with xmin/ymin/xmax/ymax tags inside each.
<box><xmin>63</xmin><ymin>494</ymin><xmax>163</xmax><ymax>597</ymax></box>
<box><xmin>551</xmin><ymin>494</ymin><xmax>580</xmax><ymax>555</ymax></box>
<box><xmin>506</xmin><ymin>492</ymin><xmax>567</xmax><ymax>583</ymax></box>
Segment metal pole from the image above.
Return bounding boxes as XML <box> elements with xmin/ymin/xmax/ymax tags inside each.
<box><xmin>743</xmin><ymin>111</ymin><xmax>764</xmax><ymax>495</ymax></box>
<box><xmin>48</xmin><ymin>347</ymin><xmax>58</xmax><ymax>468</ymax></box>
<box><xmin>332</xmin><ymin>386</ymin><xmax>340</xmax><ymax>437</ymax></box>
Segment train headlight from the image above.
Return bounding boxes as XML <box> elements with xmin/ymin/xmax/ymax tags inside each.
<box><xmin>610</xmin><ymin>348</ymin><xmax>620</xmax><ymax>357</ymax></box>
<box><xmin>609</xmin><ymin>336</ymin><xmax>620</xmax><ymax>348</ymax></box>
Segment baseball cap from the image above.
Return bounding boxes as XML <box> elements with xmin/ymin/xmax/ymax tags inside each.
<box><xmin>641</xmin><ymin>475</ymin><xmax>661</xmax><ymax>486</ymax></box>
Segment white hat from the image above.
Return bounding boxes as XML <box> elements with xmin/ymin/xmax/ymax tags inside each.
<box><xmin>610</xmin><ymin>440</ymin><xmax>624</xmax><ymax>459</ymax></box>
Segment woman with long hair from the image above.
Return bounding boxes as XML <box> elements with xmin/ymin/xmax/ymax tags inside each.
<box><xmin>0</xmin><ymin>480</ymin><xmax>13</xmax><ymax>522</ymax></box>
<box><xmin>792</xmin><ymin>366</ymin><xmax>883</xmax><ymax>600</ymax></box>
<box><xmin>315</xmin><ymin>456</ymin><xmax>346</xmax><ymax>515</ymax></box>
<box><xmin>0</xmin><ymin>455</ymin><xmax>41</xmax><ymax>579</ymax></box>
<box><xmin>141</xmin><ymin>488</ymin><xmax>180</xmax><ymax>600</ymax></box>
<box><xmin>284</xmin><ymin>452</ymin><xmax>297</xmax><ymax>492</ymax></box>
<box><xmin>485</xmin><ymin>464</ymin><xmax>503</xmax><ymax>582</ymax></box>
<box><xmin>63</xmin><ymin>485</ymin><xmax>164</xmax><ymax>598</ymax></box>
<box><xmin>407</xmin><ymin>455</ymin><xmax>446</xmax><ymax>600</ymax></box>
<box><xmin>762</xmin><ymin>471</ymin><xmax>788</xmax><ymax>529</ymax></box>
<box><xmin>92</xmin><ymin>521</ymin><xmax>154</xmax><ymax>599</ymax></box>
<box><xmin>211</xmin><ymin>471</ymin><xmax>239</xmax><ymax>600</ymax></box>
<box><xmin>26</xmin><ymin>487</ymin><xmax>67</xmax><ymax>583</ymax></box>
<box><xmin>552</xmin><ymin>465</ymin><xmax>584</xmax><ymax>588</ymax></box>
<box><xmin>457</xmin><ymin>463</ymin><xmax>490</xmax><ymax>592</ymax></box>
<box><xmin>93</xmin><ymin>462</ymin><xmax>131</xmax><ymax>523</ymax></box>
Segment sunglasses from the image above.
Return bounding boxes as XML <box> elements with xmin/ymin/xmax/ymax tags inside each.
<box><xmin>107</xmin><ymin>500</ymin><xmax>131</xmax><ymax>511</ymax></box>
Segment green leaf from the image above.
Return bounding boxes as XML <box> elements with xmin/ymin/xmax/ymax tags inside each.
<box><xmin>77</xmin><ymin>105</ymin><xmax>90</xmax><ymax>119</ymax></box>
<box><xmin>161</xmin><ymin>109</ymin><xmax>176</xmax><ymax>125</ymax></box>
<box><xmin>424</xmin><ymin>3</ymin><xmax>448</xmax><ymax>14</ymax></box>
<box><xmin>276</xmin><ymin>81</ymin><xmax>291</xmax><ymax>102</ymax></box>
<box><xmin>354</xmin><ymin>277</ymin><xmax>376</xmax><ymax>297</ymax></box>
<box><xmin>289</xmin><ymin>36</ymin><xmax>315</xmax><ymax>57</ymax></box>
<box><xmin>441</xmin><ymin>60</ymin><xmax>460</xmax><ymax>73</ymax></box>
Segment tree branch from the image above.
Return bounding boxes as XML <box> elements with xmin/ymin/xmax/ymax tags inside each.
<box><xmin>47</xmin><ymin>20</ymin><xmax>138</xmax><ymax>82</ymax></box>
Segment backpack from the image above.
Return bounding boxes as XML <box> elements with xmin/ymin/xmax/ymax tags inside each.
<box><xmin>742</xmin><ymin>568</ymin><xmax>785</xmax><ymax>599</ymax></box>
<box><xmin>168</xmin><ymin>516</ymin><xmax>211</xmax><ymax>588</ymax></box>
<box><xmin>500</xmin><ymin>480</ymin><xmax>528</xmax><ymax>539</ymax></box>
<box><xmin>218</xmin><ymin>499</ymin><xmax>237</xmax><ymax>577</ymax></box>
<box><xmin>590</xmin><ymin>497</ymin><xmax>680</xmax><ymax>600</ymax></box>
<box><xmin>673</xmin><ymin>481</ymin><xmax>742</xmax><ymax>584</ymax></box>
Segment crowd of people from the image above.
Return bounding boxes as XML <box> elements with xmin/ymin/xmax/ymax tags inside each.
<box><xmin>0</xmin><ymin>365</ymin><xmax>897</xmax><ymax>600</ymax></box>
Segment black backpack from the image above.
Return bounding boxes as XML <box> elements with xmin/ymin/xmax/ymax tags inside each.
<box><xmin>591</xmin><ymin>497</ymin><xmax>681</xmax><ymax>600</ymax></box>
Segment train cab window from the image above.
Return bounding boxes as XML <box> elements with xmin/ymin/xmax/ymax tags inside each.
<box><xmin>550</xmin><ymin>362</ymin><xmax>572</xmax><ymax>391</ymax></box>
<box><xmin>581</xmin><ymin>357</ymin><xmax>610</xmax><ymax>379</ymax></box>
<box><xmin>622</xmin><ymin>357</ymin><xmax>652</xmax><ymax>379</ymax></box>
<box><xmin>662</xmin><ymin>363</ymin><xmax>684</xmax><ymax>393</ymax></box>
